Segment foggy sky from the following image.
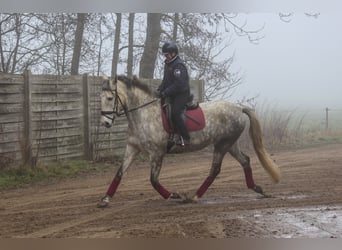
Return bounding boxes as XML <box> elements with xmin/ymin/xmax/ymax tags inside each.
<box><xmin>229</xmin><ymin>12</ymin><xmax>342</xmax><ymax>110</ymax></box>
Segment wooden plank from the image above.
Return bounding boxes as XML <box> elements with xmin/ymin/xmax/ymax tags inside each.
<box><xmin>0</xmin><ymin>141</ymin><xmax>21</xmax><ymax>154</ymax></box>
<box><xmin>31</xmin><ymin>96</ymin><xmax>82</xmax><ymax>103</ymax></box>
<box><xmin>0</xmin><ymin>103</ymin><xmax>23</xmax><ymax>114</ymax></box>
<box><xmin>0</xmin><ymin>131</ymin><xmax>21</xmax><ymax>142</ymax></box>
<box><xmin>0</xmin><ymin>113</ymin><xmax>24</xmax><ymax>123</ymax></box>
<box><xmin>31</xmin><ymin>128</ymin><xmax>83</xmax><ymax>140</ymax></box>
<box><xmin>31</xmin><ymin>88</ymin><xmax>82</xmax><ymax>94</ymax></box>
<box><xmin>32</xmin><ymin>92</ymin><xmax>82</xmax><ymax>100</ymax></box>
<box><xmin>35</xmin><ymin>148</ymin><xmax>84</xmax><ymax>160</ymax></box>
<box><xmin>32</xmin><ymin>81</ymin><xmax>82</xmax><ymax>89</ymax></box>
<box><xmin>0</xmin><ymin>93</ymin><xmax>24</xmax><ymax>104</ymax></box>
<box><xmin>0</xmin><ymin>122</ymin><xmax>24</xmax><ymax>133</ymax></box>
<box><xmin>31</xmin><ymin>104</ymin><xmax>82</xmax><ymax>112</ymax></box>
<box><xmin>0</xmin><ymin>75</ymin><xmax>24</xmax><ymax>85</ymax></box>
<box><xmin>0</xmin><ymin>84</ymin><xmax>24</xmax><ymax>94</ymax></box>
<box><xmin>31</xmin><ymin>120</ymin><xmax>80</xmax><ymax>130</ymax></box>
<box><xmin>0</xmin><ymin>151</ymin><xmax>22</xmax><ymax>166</ymax></box>
<box><xmin>31</xmin><ymin>111</ymin><xmax>82</xmax><ymax>121</ymax></box>
<box><xmin>31</xmin><ymin>74</ymin><xmax>83</xmax><ymax>84</ymax></box>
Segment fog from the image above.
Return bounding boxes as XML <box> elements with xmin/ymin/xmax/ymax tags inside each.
<box><xmin>229</xmin><ymin>12</ymin><xmax>342</xmax><ymax>110</ymax></box>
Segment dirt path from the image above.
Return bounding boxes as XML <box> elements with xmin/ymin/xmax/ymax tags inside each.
<box><xmin>0</xmin><ymin>143</ymin><xmax>341</xmax><ymax>238</ymax></box>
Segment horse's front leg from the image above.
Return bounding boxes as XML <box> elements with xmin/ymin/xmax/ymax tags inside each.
<box><xmin>97</xmin><ymin>143</ymin><xmax>140</xmax><ymax>208</ymax></box>
<box><xmin>149</xmin><ymin>153</ymin><xmax>177</xmax><ymax>199</ymax></box>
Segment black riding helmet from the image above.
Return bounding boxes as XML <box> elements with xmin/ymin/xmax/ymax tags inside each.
<box><xmin>162</xmin><ymin>41</ymin><xmax>178</xmax><ymax>55</ymax></box>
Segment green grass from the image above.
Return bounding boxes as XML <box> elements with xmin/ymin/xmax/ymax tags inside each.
<box><xmin>0</xmin><ymin>159</ymin><xmax>119</xmax><ymax>191</ymax></box>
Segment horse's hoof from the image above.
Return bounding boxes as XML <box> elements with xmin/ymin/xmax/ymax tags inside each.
<box><xmin>253</xmin><ymin>185</ymin><xmax>264</xmax><ymax>195</ymax></box>
<box><xmin>181</xmin><ymin>193</ymin><xmax>198</xmax><ymax>204</ymax></box>
<box><xmin>191</xmin><ymin>195</ymin><xmax>199</xmax><ymax>202</ymax></box>
<box><xmin>253</xmin><ymin>185</ymin><xmax>272</xmax><ymax>198</ymax></box>
<box><xmin>169</xmin><ymin>192</ymin><xmax>182</xmax><ymax>199</ymax></box>
<box><xmin>97</xmin><ymin>195</ymin><xmax>110</xmax><ymax>208</ymax></box>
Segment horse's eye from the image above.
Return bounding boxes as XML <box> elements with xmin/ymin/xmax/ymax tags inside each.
<box><xmin>107</xmin><ymin>97</ymin><xmax>113</xmax><ymax>101</ymax></box>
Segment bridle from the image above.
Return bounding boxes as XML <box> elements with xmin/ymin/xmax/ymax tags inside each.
<box><xmin>101</xmin><ymin>86</ymin><xmax>158</xmax><ymax>124</ymax></box>
<box><xmin>100</xmin><ymin>87</ymin><xmax>125</xmax><ymax>123</ymax></box>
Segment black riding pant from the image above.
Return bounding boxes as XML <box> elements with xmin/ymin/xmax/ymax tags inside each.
<box><xmin>170</xmin><ymin>90</ymin><xmax>190</xmax><ymax>141</ymax></box>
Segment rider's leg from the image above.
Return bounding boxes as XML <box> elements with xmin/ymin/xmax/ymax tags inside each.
<box><xmin>171</xmin><ymin>91</ymin><xmax>190</xmax><ymax>144</ymax></box>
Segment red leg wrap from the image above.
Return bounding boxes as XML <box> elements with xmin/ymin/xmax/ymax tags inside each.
<box><xmin>106</xmin><ymin>175</ymin><xmax>122</xmax><ymax>197</ymax></box>
<box><xmin>155</xmin><ymin>183</ymin><xmax>171</xmax><ymax>199</ymax></box>
<box><xmin>243</xmin><ymin>167</ymin><xmax>255</xmax><ymax>189</ymax></box>
<box><xmin>196</xmin><ymin>176</ymin><xmax>215</xmax><ymax>198</ymax></box>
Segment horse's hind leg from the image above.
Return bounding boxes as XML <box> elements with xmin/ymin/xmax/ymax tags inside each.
<box><xmin>193</xmin><ymin>146</ymin><xmax>226</xmax><ymax>201</ymax></box>
<box><xmin>228</xmin><ymin>143</ymin><xmax>265</xmax><ymax>195</ymax></box>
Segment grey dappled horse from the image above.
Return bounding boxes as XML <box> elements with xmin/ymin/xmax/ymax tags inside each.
<box><xmin>97</xmin><ymin>75</ymin><xmax>280</xmax><ymax>208</ymax></box>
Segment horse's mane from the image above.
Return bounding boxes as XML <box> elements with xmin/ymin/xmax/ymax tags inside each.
<box><xmin>117</xmin><ymin>75</ymin><xmax>154</xmax><ymax>96</ymax></box>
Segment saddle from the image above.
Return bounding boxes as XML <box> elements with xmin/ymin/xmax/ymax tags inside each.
<box><xmin>161</xmin><ymin>95</ymin><xmax>205</xmax><ymax>151</ymax></box>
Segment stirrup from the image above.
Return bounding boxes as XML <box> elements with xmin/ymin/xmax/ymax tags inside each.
<box><xmin>175</xmin><ymin>136</ymin><xmax>190</xmax><ymax>147</ymax></box>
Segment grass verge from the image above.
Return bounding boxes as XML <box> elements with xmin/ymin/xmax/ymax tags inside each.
<box><xmin>0</xmin><ymin>159</ymin><xmax>120</xmax><ymax>191</ymax></box>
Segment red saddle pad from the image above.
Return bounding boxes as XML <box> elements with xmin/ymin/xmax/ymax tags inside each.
<box><xmin>161</xmin><ymin>106</ymin><xmax>206</xmax><ymax>133</ymax></box>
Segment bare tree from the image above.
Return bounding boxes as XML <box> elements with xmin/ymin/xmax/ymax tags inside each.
<box><xmin>127</xmin><ymin>13</ymin><xmax>134</xmax><ymax>77</ymax></box>
<box><xmin>0</xmin><ymin>14</ymin><xmax>51</xmax><ymax>73</ymax></box>
<box><xmin>172</xmin><ymin>13</ymin><xmax>179</xmax><ymax>41</ymax></box>
<box><xmin>111</xmin><ymin>13</ymin><xmax>121</xmax><ymax>77</ymax></box>
<box><xmin>139</xmin><ymin>13</ymin><xmax>162</xmax><ymax>78</ymax></box>
<box><xmin>71</xmin><ymin>13</ymin><xmax>87</xmax><ymax>75</ymax></box>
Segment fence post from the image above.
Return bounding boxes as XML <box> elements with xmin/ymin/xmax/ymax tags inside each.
<box><xmin>23</xmin><ymin>70</ymin><xmax>33</xmax><ymax>166</ymax></box>
<box><xmin>325</xmin><ymin>107</ymin><xmax>329</xmax><ymax>131</ymax></box>
<box><xmin>199</xmin><ymin>80</ymin><xmax>205</xmax><ymax>102</ymax></box>
<box><xmin>82</xmin><ymin>73</ymin><xmax>93</xmax><ymax>160</ymax></box>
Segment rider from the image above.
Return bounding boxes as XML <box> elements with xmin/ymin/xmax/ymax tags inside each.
<box><xmin>157</xmin><ymin>41</ymin><xmax>191</xmax><ymax>146</ymax></box>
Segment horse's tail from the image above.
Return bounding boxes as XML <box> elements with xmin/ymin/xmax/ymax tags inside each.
<box><xmin>242</xmin><ymin>108</ymin><xmax>281</xmax><ymax>183</ymax></box>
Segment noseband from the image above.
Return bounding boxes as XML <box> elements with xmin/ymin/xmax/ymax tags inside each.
<box><xmin>101</xmin><ymin>87</ymin><xmax>125</xmax><ymax>124</ymax></box>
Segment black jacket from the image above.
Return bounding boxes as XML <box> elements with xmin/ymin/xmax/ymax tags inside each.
<box><xmin>158</xmin><ymin>55</ymin><xmax>190</xmax><ymax>97</ymax></box>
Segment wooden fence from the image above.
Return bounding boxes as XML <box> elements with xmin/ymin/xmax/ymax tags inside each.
<box><xmin>0</xmin><ymin>71</ymin><xmax>204</xmax><ymax>168</ymax></box>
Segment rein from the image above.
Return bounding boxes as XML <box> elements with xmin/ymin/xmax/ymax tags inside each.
<box><xmin>125</xmin><ymin>99</ymin><xmax>158</xmax><ymax>113</ymax></box>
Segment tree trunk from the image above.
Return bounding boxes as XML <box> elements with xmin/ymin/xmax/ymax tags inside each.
<box><xmin>10</xmin><ymin>14</ymin><xmax>21</xmax><ymax>73</ymax></box>
<box><xmin>172</xmin><ymin>13</ymin><xmax>179</xmax><ymax>41</ymax></box>
<box><xmin>111</xmin><ymin>13</ymin><xmax>121</xmax><ymax>78</ymax></box>
<box><xmin>71</xmin><ymin>13</ymin><xmax>86</xmax><ymax>75</ymax></box>
<box><xmin>127</xmin><ymin>13</ymin><xmax>134</xmax><ymax>77</ymax></box>
<box><xmin>139</xmin><ymin>13</ymin><xmax>162</xmax><ymax>79</ymax></box>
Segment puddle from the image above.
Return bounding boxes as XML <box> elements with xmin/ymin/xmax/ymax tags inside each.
<box><xmin>249</xmin><ymin>206</ymin><xmax>342</xmax><ymax>238</ymax></box>
<box><xmin>201</xmin><ymin>193</ymin><xmax>342</xmax><ymax>238</ymax></box>
<box><xmin>193</xmin><ymin>195</ymin><xmax>341</xmax><ymax>237</ymax></box>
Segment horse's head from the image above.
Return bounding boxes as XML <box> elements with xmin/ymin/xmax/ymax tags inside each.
<box><xmin>100</xmin><ymin>76</ymin><xmax>126</xmax><ymax>128</ymax></box>
<box><xmin>100</xmin><ymin>75</ymin><xmax>157</xmax><ymax>128</ymax></box>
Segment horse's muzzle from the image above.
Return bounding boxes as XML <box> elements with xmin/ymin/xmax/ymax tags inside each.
<box><xmin>103</xmin><ymin>120</ymin><xmax>112</xmax><ymax>128</ymax></box>
<box><xmin>100</xmin><ymin>114</ymin><xmax>114</xmax><ymax>128</ymax></box>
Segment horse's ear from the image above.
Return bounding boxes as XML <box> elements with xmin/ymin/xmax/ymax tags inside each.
<box><xmin>101</xmin><ymin>77</ymin><xmax>110</xmax><ymax>91</ymax></box>
<box><xmin>132</xmin><ymin>75</ymin><xmax>141</xmax><ymax>85</ymax></box>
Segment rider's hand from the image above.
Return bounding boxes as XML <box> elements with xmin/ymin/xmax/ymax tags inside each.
<box><xmin>154</xmin><ymin>90</ymin><xmax>162</xmax><ymax>98</ymax></box>
<box><xmin>154</xmin><ymin>89</ymin><xmax>166</xmax><ymax>99</ymax></box>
